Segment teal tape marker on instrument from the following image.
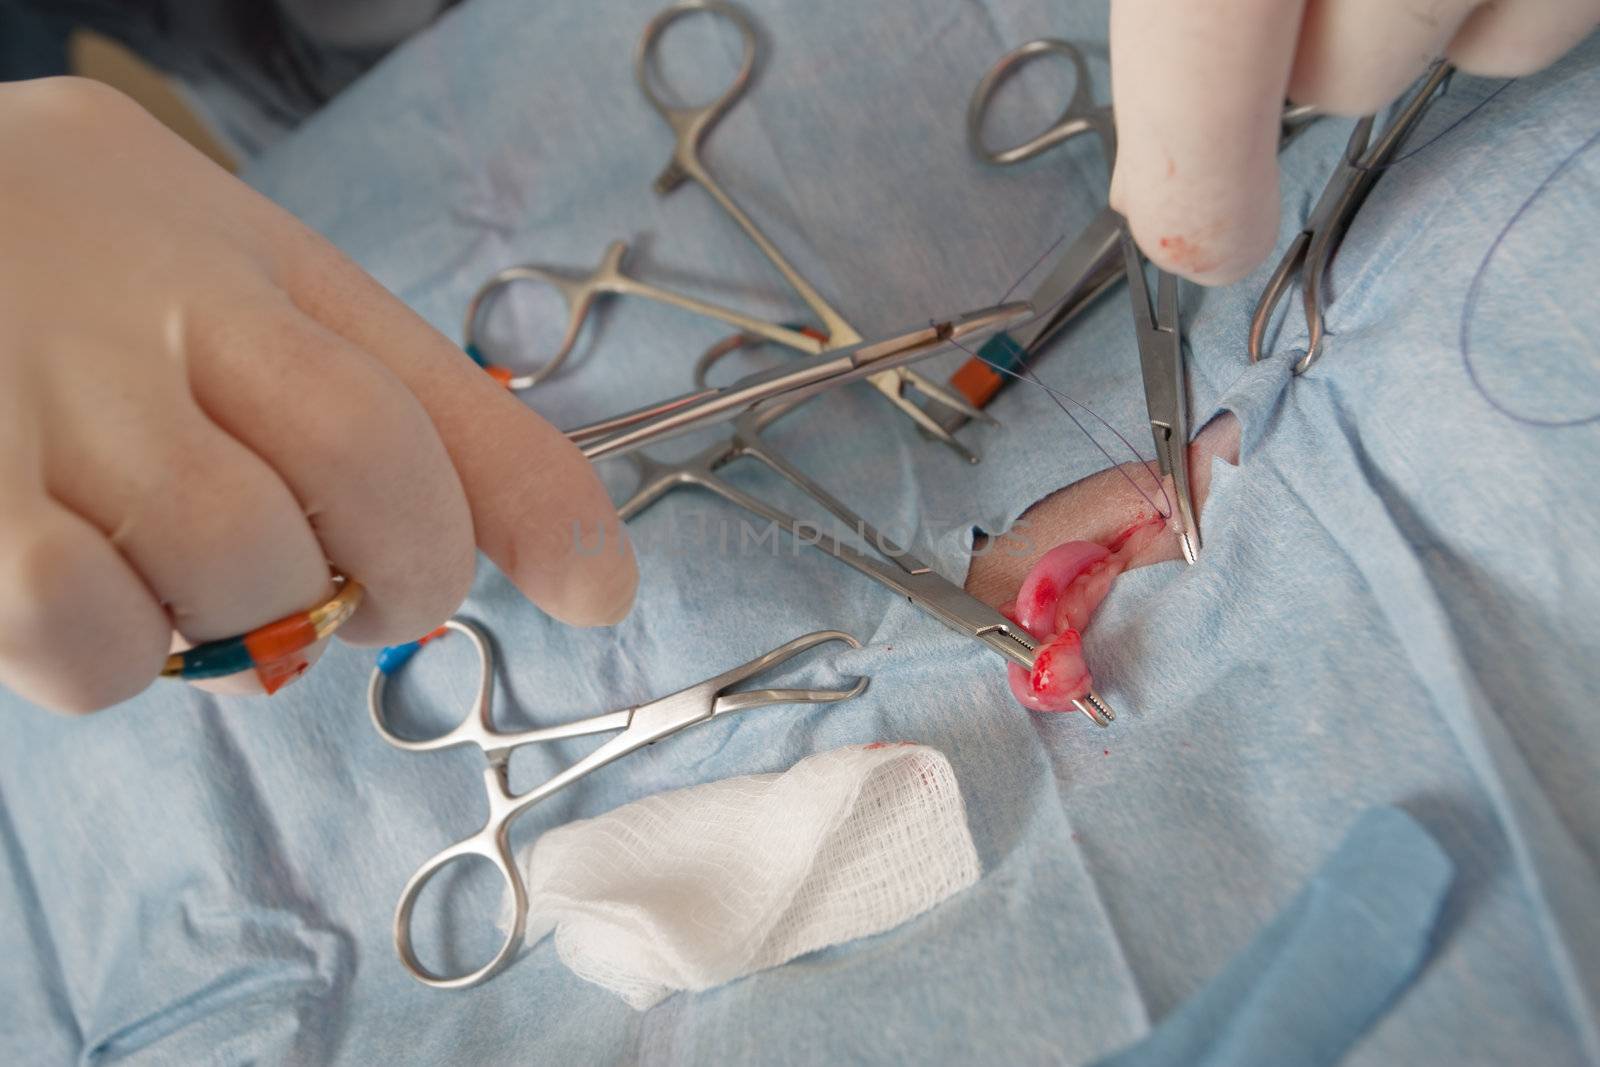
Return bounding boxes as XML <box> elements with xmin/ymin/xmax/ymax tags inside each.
<box><xmin>949</xmin><ymin>331</ymin><xmax>1028</xmax><ymax>409</ymax></box>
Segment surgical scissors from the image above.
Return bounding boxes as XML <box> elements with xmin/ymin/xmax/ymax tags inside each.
<box><xmin>463</xmin><ymin>240</ymin><xmax>827</xmax><ymax>389</ymax></box>
<box><xmin>566</xmin><ymin>302</ymin><xmax>1028</xmax><ymax>460</ymax></box>
<box><xmin>368</xmin><ymin>618</ymin><xmax>867</xmax><ymax>989</ymax></box>
<box><xmin>636</xmin><ymin>1</ymin><xmax>994</xmax><ymax>462</ymax></box>
<box><xmin>1248</xmin><ymin>62</ymin><xmax>1453</xmax><ymax>373</ymax></box>
<box><xmin>615</xmin><ymin>390</ymin><xmax>1116</xmax><ymax>727</ymax></box>
<box><xmin>947</xmin><ymin>39</ymin><xmax>1317</xmax><ymax>427</ymax></box>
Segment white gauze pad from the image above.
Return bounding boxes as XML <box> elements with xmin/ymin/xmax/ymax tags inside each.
<box><xmin>510</xmin><ymin>743</ymin><xmax>980</xmax><ymax>1009</ymax></box>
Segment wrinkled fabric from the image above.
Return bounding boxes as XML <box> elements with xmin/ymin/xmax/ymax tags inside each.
<box><xmin>1098</xmin><ymin>807</ymin><xmax>1454</xmax><ymax>1067</ymax></box>
<box><xmin>2</xmin><ymin>1</ymin><xmax>1598</xmax><ymax>1063</ymax></box>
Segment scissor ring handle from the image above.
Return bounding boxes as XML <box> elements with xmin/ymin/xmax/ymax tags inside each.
<box><xmin>635</xmin><ymin>1</ymin><xmax>758</xmax><ymax>136</ymax></box>
<box><xmin>969</xmin><ymin>38</ymin><xmax>1098</xmax><ymax>166</ymax></box>
<box><xmin>693</xmin><ymin>318</ymin><xmax>830</xmax><ymax>389</ymax></box>
<box><xmin>462</xmin><ymin>251</ymin><xmax>609</xmax><ymax>391</ymax></box>
<box><xmin>393</xmin><ymin>822</ymin><xmax>528</xmax><ymax>990</ymax></box>
<box><xmin>693</xmin><ymin>329</ymin><xmax>751</xmax><ymax>388</ymax></box>
<box><xmin>368</xmin><ymin>618</ymin><xmax>498</xmax><ymax>753</ymax></box>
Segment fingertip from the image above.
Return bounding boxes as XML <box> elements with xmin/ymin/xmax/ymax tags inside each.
<box><xmin>564</xmin><ymin>529</ymin><xmax>639</xmax><ymax>628</ymax></box>
<box><xmin>509</xmin><ymin>482</ymin><xmax>640</xmax><ymax>628</ymax></box>
<box><xmin>1122</xmin><ymin>187</ymin><xmax>1279</xmax><ymax>286</ymax></box>
<box><xmin>1109</xmin><ymin>0</ymin><xmax>1294</xmax><ymax>286</ymax></box>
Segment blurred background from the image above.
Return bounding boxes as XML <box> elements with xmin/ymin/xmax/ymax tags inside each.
<box><xmin>1</xmin><ymin>1</ymin><xmax>460</xmax><ymax>168</ymax></box>
<box><xmin>69</xmin><ymin>28</ymin><xmax>237</xmax><ymax>170</ymax></box>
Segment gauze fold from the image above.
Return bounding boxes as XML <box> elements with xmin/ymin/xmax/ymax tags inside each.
<box><xmin>508</xmin><ymin>743</ymin><xmax>980</xmax><ymax>1009</ymax></box>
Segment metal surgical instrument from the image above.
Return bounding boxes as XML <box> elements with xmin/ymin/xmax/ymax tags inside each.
<box><xmin>368</xmin><ymin>619</ymin><xmax>867</xmax><ymax>989</ymax></box>
<box><xmin>613</xmin><ymin>396</ymin><xmax>1117</xmax><ymax>728</ymax></box>
<box><xmin>962</xmin><ymin>38</ymin><xmax>1205</xmax><ymax>561</ymax></box>
<box><xmin>567</xmin><ymin>302</ymin><xmax>1029</xmax><ymax>461</ymax></box>
<box><xmin>1122</xmin><ymin>231</ymin><xmax>1199</xmax><ymax>564</ymax></box>
<box><xmin>636</xmin><ymin>0</ymin><xmax>994</xmax><ymax>462</ymax></box>
<box><xmin>1248</xmin><ymin>62</ymin><xmax>1453</xmax><ymax>373</ymax></box>
<box><xmin>949</xmin><ymin>39</ymin><xmax>1127</xmax><ymax>428</ymax></box>
<box><xmin>947</xmin><ymin>38</ymin><xmax>1317</xmax><ymax>426</ymax></box>
<box><xmin>463</xmin><ymin>240</ymin><xmax>828</xmax><ymax>390</ymax></box>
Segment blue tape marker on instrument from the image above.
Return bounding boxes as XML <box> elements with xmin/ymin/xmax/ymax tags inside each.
<box><xmin>376</xmin><ymin>626</ymin><xmax>450</xmax><ymax>675</ymax></box>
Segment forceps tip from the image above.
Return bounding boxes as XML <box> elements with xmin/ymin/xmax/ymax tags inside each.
<box><xmin>1075</xmin><ymin>691</ymin><xmax>1115</xmax><ymax>727</ymax></box>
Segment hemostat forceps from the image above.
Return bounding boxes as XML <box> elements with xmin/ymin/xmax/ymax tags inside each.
<box><xmin>368</xmin><ymin>619</ymin><xmax>866</xmax><ymax>989</ymax></box>
<box><xmin>616</xmin><ymin>400</ymin><xmax>1117</xmax><ymax>728</ymax></box>
<box><xmin>463</xmin><ymin>239</ymin><xmax>827</xmax><ymax>390</ymax></box>
<box><xmin>567</xmin><ymin>302</ymin><xmax>1028</xmax><ymax>461</ymax></box>
<box><xmin>1248</xmin><ymin>62</ymin><xmax>1453</xmax><ymax>373</ymax></box>
<box><xmin>1122</xmin><ymin>231</ymin><xmax>1199</xmax><ymax>565</ymax></box>
<box><xmin>636</xmin><ymin>1</ymin><xmax>994</xmax><ymax>462</ymax></box>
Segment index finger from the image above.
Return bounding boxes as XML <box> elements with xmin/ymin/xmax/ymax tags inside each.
<box><xmin>1108</xmin><ymin>0</ymin><xmax>1308</xmax><ymax>284</ymax></box>
<box><xmin>271</xmin><ymin>226</ymin><xmax>639</xmax><ymax>629</ymax></box>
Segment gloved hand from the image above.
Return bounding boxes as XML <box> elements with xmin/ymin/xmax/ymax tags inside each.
<box><xmin>0</xmin><ymin>77</ymin><xmax>637</xmax><ymax>713</ymax></box>
<box><xmin>1108</xmin><ymin>0</ymin><xmax>1600</xmax><ymax>283</ymax></box>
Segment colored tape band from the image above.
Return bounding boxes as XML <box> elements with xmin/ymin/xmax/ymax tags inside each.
<box><xmin>950</xmin><ymin>360</ymin><xmax>1003</xmax><ymax>408</ymax></box>
<box><xmin>780</xmin><ymin>323</ymin><xmax>829</xmax><ymax>343</ymax></box>
<box><xmin>948</xmin><ymin>331</ymin><xmax>1027</xmax><ymax>409</ymax></box>
<box><xmin>978</xmin><ymin>330</ymin><xmax>1028</xmax><ymax>373</ymax></box>
<box><xmin>376</xmin><ymin>641</ymin><xmax>423</xmax><ymax>675</ymax></box>
<box><xmin>376</xmin><ymin>626</ymin><xmax>450</xmax><ymax>675</ymax></box>
<box><xmin>161</xmin><ymin>578</ymin><xmax>365</xmax><ymax>682</ymax></box>
<box><xmin>169</xmin><ymin>637</ymin><xmax>255</xmax><ymax>680</ymax></box>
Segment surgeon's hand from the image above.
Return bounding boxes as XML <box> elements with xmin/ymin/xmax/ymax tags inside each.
<box><xmin>1108</xmin><ymin>0</ymin><xmax>1600</xmax><ymax>284</ymax></box>
<box><xmin>0</xmin><ymin>78</ymin><xmax>637</xmax><ymax>713</ymax></box>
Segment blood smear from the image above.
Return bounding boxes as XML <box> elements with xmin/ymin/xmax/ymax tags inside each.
<box><xmin>1006</xmin><ymin>519</ymin><xmax>1166</xmax><ymax>713</ymax></box>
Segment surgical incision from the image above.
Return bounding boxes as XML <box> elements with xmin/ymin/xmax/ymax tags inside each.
<box><xmin>966</xmin><ymin>413</ymin><xmax>1241</xmax><ymax>712</ymax></box>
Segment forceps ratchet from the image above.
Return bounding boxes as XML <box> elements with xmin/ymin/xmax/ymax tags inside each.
<box><xmin>463</xmin><ymin>239</ymin><xmax>826</xmax><ymax>389</ymax></box>
<box><xmin>617</xmin><ymin>399</ymin><xmax>1116</xmax><ymax>727</ymax></box>
<box><xmin>1248</xmin><ymin>62</ymin><xmax>1452</xmax><ymax>373</ymax></box>
<box><xmin>636</xmin><ymin>0</ymin><xmax>993</xmax><ymax>461</ymax></box>
<box><xmin>369</xmin><ymin>619</ymin><xmax>867</xmax><ymax>989</ymax></box>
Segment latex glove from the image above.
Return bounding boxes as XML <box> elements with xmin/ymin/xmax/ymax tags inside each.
<box><xmin>1108</xmin><ymin>0</ymin><xmax>1600</xmax><ymax>284</ymax></box>
<box><xmin>0</xmin><ymin>78</ymin><xmax>637</xmax><ymax>713</ymax></box>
